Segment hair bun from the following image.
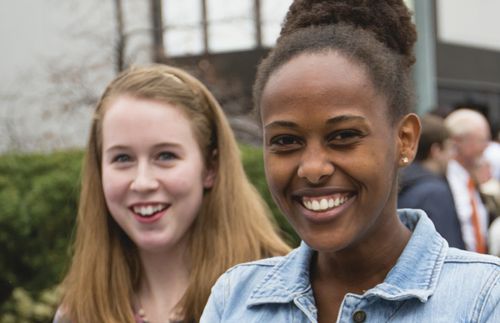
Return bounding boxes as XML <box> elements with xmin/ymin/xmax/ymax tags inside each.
<box><xmin>279</xmin><ymin>0</ymin><xmax>417</xmax><ymax>67</ymax></box>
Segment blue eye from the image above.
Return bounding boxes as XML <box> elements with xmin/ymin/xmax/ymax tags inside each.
<box><xmin>112</xmin><ymin>154</ymin><xmax>131</xmax><ymax>163</ymax></box>
<box><xmin>158</xmin><ymin>151</ymin><xmax>177</xmax><ymax>161</ymax></box>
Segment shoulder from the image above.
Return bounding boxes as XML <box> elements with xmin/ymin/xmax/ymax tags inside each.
<box><xmin>201</xmin><ymin>255</ymin><xmax>284</xmax><ymax>321</ymax></box>
<box><xmin>439</xmin><ymin>249</ymin><xmax>500</xmax><ymax>318</ymax></box>
<box><xmin>444</xmin><ymin>247</ymin><xmax>500</xmax><ymax>267</ymax></box>
<box><xmin>202</xmin><ymin>247</ymin><xmax>305</xmax><ymax>321</ymax></box>
<box><xmin>411</xmin><ymin>177</ymin><xmax>448</xmax><ymax>193</ymax></box>
<box><xmin>399</xmin><ymin>177</ymin><xmax>451</xmax><ymax>209</ymax></box>
<box><xmin>442</xmin><ymin>248</ymin><xmax>499</xmax><ymax>281</ymax></box>
<box><xmin>216</xmin><ymin>254</ymin><xmax>289</xmax><ymax>292</ymax></box>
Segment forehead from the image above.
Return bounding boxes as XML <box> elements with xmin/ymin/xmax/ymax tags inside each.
<box><xmin>261</xmin><ymin>52</ymin><xmax>388</xmax><ymax>124</ymax></box>
<box><xmin>101</xmin><ymin>96</ymin><xmax>197</xmax><ymax>144</ymax></box>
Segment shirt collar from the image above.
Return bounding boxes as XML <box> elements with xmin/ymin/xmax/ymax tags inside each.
<box><xmin>247</xmin><ymin>209</ymin><xmax>447</xmax><ymax>306</ymax></box>
<box><xmin>247</xmin><ymin>240</ymin><xmax>314</xmax><ymax>305</ymax></box>
<box><xmin>447</xmin><ymin>159</ymin><xmax>470</xmax><ymax>183</ymax></box>
<box><xmin>367</xmin><ymin>209</ymin><xmax>447</xmax><ymax>302</ymax></box>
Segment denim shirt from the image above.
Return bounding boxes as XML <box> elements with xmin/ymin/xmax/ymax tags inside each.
<box><xmin>201</xmin><ymin>209</ymin><xmax>500</xmax><ymax>322</ymax></box>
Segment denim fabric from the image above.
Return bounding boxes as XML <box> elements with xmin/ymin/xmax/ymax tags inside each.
<box><xmin>201</xmin><ymin>209</ymin><xmax>500</xmax><ymax>322</ymax></box>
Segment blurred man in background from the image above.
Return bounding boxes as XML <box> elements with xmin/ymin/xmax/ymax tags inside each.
<box><xmin>399</xmin><ymin>114</ymin><xmax>465</xmax><ymax>249</ymax></box>
<box><xmin>445</xmin><ymin>109</ymin><xmax>490</xmax><ymax>253</ymax></box>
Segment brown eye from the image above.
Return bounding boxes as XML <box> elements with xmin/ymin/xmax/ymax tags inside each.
<box><xmin>327</xmin><ymin>130</ymin><xmax>364</xmax><ymax>146</ymax></box>
<box><xmin>332</xmin><ymin>130</ymin><xmax>359</xmax><ymax>140</ymax></box>
<box><xmin>271</xmin><ymin>135</ymin><xmax>299</xmax><ymax>146</ymax></box>
<box><xmin>268</xmin><ymin>135</ymin><xmax>303</xmax><ymax>152</ymax></box>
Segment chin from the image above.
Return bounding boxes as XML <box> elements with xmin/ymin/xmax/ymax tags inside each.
<box><xmin>302</xmin><ymin>235</ymin><xmax>347</xmax><ymax>254</ymax></box>
<box><xmin>134</xmin><ymin>237</ymin><xmax>173</xmax><ymax>252</ymax></box>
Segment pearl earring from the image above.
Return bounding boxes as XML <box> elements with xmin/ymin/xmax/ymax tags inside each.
<box><xmin>401</xmin><ymin>156</ymin><xmax>409</xmax><ymax>164</ymax></box>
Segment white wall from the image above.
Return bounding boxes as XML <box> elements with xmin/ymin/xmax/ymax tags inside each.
<box><xmin>437</xmin><ymin>0</ymin><xmax>500</xmax><ymax>51</ymax></box>
<box><xmin>0</xmin><ymin>0</ymin><xmax>150</xmax><ymax>152</ymax></box>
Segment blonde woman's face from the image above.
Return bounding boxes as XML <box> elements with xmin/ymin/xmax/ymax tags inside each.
<box><xmin>100</xmin><ymin>95</ymin><xmax>215</xmax><ymax>253</ymax></box>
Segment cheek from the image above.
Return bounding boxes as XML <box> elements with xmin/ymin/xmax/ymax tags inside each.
<box><xmin>265</xmin><ymin>156</ymin><xmax>290</xmax><ymax>190</ymax></box>
<box><xmin>167</xmin><ymin>166</ymin><xmax>205</xmax><ymax>198</ymax></box>
<box><xmin>101</xmin><ymin>168</ymin><xmax>128</xmax><ymax>204</ymax></box>
<box><xmin>264</xmin><ymin>155</ymin><xmax>297</xmax><ymax>213</ymax></box>
<box><xmin>352</xmin><ymin>144</ymin><xmax>396</xmax><ymax>188</ymax></box>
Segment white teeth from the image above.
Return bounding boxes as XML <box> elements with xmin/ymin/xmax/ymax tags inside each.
<box><xmin>302</xmin><ymin>195</ymin><xmax>350</xmax><ymax>212</ymax></box>
<box><xmin>133</xmin><ymin>204</ymin><xmax>166</xmax><ymax>217</ymax></box>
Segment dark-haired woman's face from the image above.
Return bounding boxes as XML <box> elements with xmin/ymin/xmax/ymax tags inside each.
<box><xmin>261</xmin><ymin>52</ymin><xmax>403</xmax><ymax>253</ymax></box>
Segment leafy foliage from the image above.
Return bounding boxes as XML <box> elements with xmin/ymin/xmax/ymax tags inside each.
<box><xmin>0</xmin><ymin>150</ymin><xmax>82</xmax><ymax>312</ymax></box>
<box><xmin>0</xmin><ymin>146</ymin><xmax>299</xmax><ymax>321</ymax></box>
<box><xmin>240</xmin><ymin>144</ymin><xmax>300</xmax><ymax>246</ymax></box>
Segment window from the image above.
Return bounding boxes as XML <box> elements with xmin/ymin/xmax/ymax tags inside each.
<box><xmin>163</xmin><ymin>0</ymin><xmax>292</xmax><ymax>56</ymax></box>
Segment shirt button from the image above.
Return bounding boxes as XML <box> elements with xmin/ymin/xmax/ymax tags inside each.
<box><xmin>352</xmin><ymin>310</ymin><xmax>367</xmax><ymax>322</ymax></box>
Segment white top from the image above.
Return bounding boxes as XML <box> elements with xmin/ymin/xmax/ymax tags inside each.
<box><xmin>489</xmin><ymin>217</ymin><xmax>500</xmax><ymax>256</ymax></box>
<box><xmin>446</xmin><ymin>159</ymin><xmax>489</xmax><ymax>251</ymax></box>
<box><xmin>483</xmin><ymin>142</ymin><xmax>500</xmax><ymax>180</ymax></box>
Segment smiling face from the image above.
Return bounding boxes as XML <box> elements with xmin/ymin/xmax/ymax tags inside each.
<box><xmin>261</xmin><ymin>52</ymin><xmax>411</xmax><ymax>253</ymax></box>
<box><xmin>101</xmin><ymin>96</ymin><xmax>215</xmax><ymax>253</ymax></box>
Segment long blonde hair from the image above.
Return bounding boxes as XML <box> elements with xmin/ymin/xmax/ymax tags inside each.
<box><xmin>59</xmin><ymin>64</ymin><xmax>290</xmax><ymax>322</ymax></box>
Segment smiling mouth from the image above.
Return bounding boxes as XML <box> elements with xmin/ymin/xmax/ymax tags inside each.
<box><xmin>131</xmin><ymin>204</ymin><xmax>169</xmax><ymax>218</ymax></box>
<box><xmin>301</xmin><ymin>193</ymin><xmax>354</xmax><ymax>212</ymax></box>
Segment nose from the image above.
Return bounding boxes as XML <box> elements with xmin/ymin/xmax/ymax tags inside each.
<box><xmin>130</xmin><ymin>162</ymin><xmax>159</xmax><ymax>192</ymax></box>
<box><xmin>297</xmin><ymin>146</ymin><xmax>334</xmax><ymax>184</ymax></box>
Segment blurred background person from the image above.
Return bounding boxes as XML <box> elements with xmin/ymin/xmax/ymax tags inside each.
<box><xmin>472</xmin><ymin>157</ymin><xmax>500</xmax><ymax>221</ymax></box>
<box><xmin>399</xmin><ymin>114</ymin><xmax>465</xmax><ymax>249</ymax></box>
<box><xmin>483</xmin><ymin>121</ymin><xmax>500</xmax><ymax>181</ymax></box>
<box><xmin>489</xmin><ymin>216</ymin><xmax>500</xmax><ymax>256</ymax></box>
<box><xmin>445</xmin><ymin>108</ymin><xmax>490</xmax><ymax>253</ymax></box>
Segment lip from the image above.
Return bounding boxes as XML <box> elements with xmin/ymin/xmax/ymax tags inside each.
<box><xmin>129</xmin><ymin>202</ymin><xmax>170</xmax><ymax>224</ymax></box>
<box><xmin>291</xmin><ymin>187</ymin><xmax>357</xmax><ymax>224</ymax></box>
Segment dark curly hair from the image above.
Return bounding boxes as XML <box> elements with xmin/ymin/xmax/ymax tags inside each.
<box><xmin>253</xmin><ymin>0</ymin><xmax>417</xmax><ymax>123</ymax></box>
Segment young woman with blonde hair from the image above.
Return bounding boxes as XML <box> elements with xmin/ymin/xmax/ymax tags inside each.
<box><xmin>54</xmin><ymin>64</ymin><xmax>290</xmax><ymax>323</ymax></box>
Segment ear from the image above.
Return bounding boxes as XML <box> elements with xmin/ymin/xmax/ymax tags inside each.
<box><xmin>203</xmin><ymin>149</ymin><xmax>218</xmax><ymax>189</ymax></box>
<box><xmin>397</xmin><ymin>113</ymin><xmax>421</xmax><ymax>167</ymax></box>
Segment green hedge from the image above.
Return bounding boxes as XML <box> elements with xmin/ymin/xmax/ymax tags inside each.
<box><xmin>239</xmin><ymin>145</ymin><xmax>299</xmax><ymax>245</ymax></box>
<box><xmin>0</xmin><ymin>150</ymin><xmax>82</xmax><ymax>322</ymax></box>
<box><xmin>0</xmin><ymin>145</ymin><xmax>299</xmax><ymax>321</ymax></box>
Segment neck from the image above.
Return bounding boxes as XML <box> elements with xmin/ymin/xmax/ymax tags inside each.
<box><xmin>313</xmin><ymin>211</ymin><xmax>411</xmax><ymax>293</ymax></box>
<box><xmin>421</xmin><ymin>159</ymin><xmax>443</xmax><ymax>176</ymax></box>
<box><xmin>136</xmin><ymin>242</ymin><xmax>190</xmax><ymax>322</ymax></box>
<box><xmin>454</xmin><ymin>156</ymin><xmax>475</xmax><ymax>173</ymax></box>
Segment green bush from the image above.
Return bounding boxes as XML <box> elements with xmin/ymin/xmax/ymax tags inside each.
<box><xmin>0</xmin><ymin>287</ymin><xmax>61</xmax><ymax>323</ymax></box>
<box><xmin>240</xmin><ymin>144</ymin><xmax>300</xmax><ymax>246</ymax></box>
<box><xmin>0</xmin><ymin>150</ymin><xmax>82</xmax><ymax>313</ymax></box>
<box><xmin>0</xmin><ymin>145</ymin><xmax>298</xmax><ymax>321</ymax></box>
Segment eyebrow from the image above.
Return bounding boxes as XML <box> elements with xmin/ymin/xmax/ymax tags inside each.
<box><xmin>103</xmin><ymin>142</ymin><xmax>182</xmax><ymax>153</ymax></box>
<box><xmin>326</xmin><ymin>115</ymin><xmax>366</xmax><ymax>124</ymax></box>
<box><xmin>264</xmin><ymin>114</ymin><xmax>366</xmax><ymax>129</ymax></box>
<box><xmin>264</xmin><ymin>120</ymin><xmax>299</xmax><ymax>130</ymax></box>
